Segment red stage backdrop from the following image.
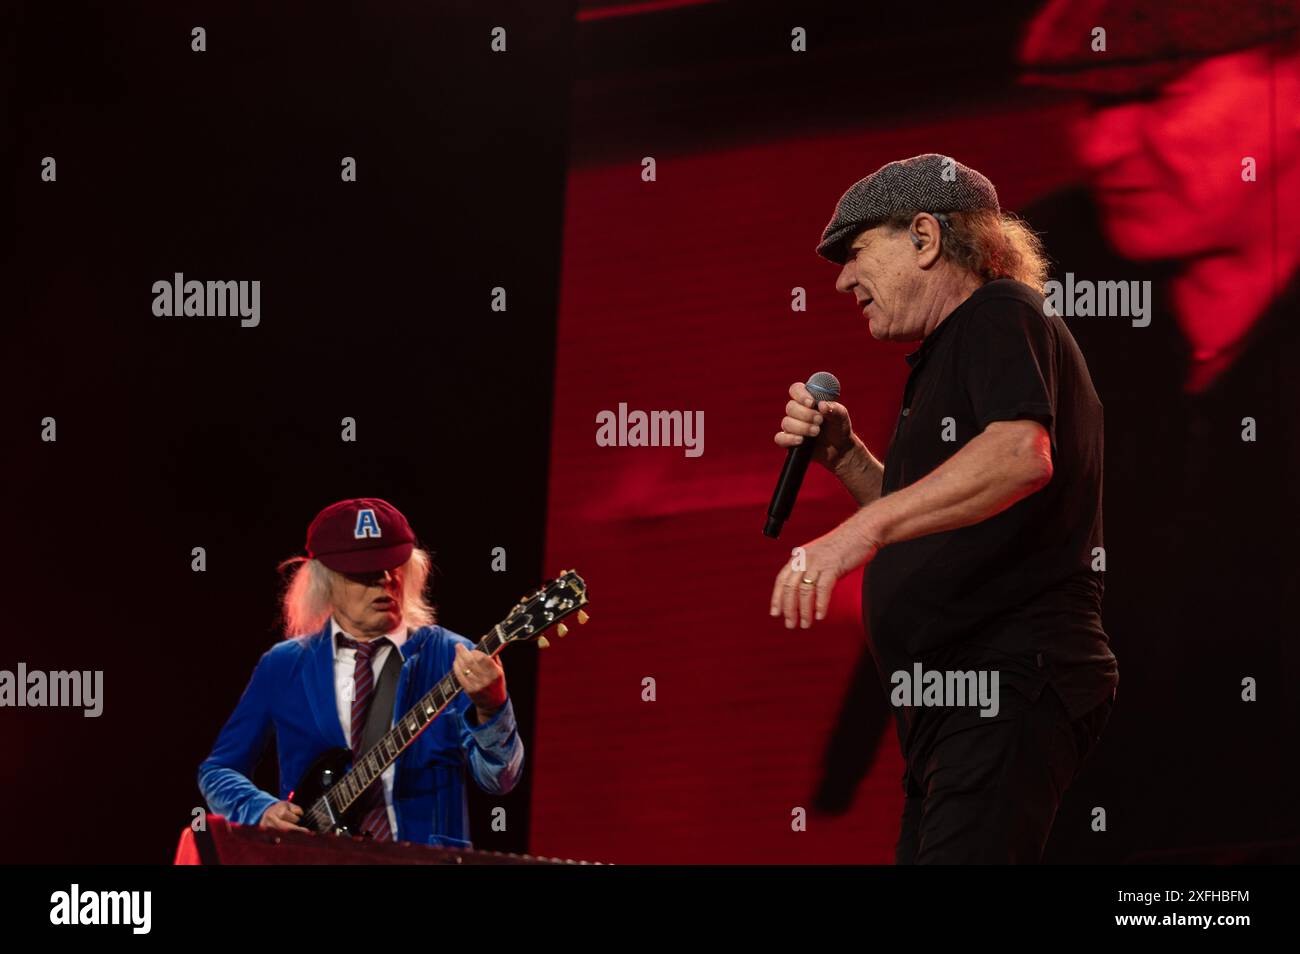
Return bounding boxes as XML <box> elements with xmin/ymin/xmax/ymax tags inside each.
<box><xmin>531</xmin><ymin>106</ymin><xmax>1079</xmax><ymax>863</ymax></box>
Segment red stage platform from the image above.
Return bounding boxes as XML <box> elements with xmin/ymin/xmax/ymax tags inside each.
<box><xmin>175</xmin><ymin>815</ymin><xmax>599</xmax><ymax>866</ymax></box>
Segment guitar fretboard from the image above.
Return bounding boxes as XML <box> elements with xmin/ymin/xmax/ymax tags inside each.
<box><xmin>314</xmin><ymin>624</ymin><xmax>508</xmax><ymax>825</ymax></box>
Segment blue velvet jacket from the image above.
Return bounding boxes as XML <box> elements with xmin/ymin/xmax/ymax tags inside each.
<box><xmin>197</xmin><ymin>622</ymin><xmax>524</xmax><ymax>848</ymax></box>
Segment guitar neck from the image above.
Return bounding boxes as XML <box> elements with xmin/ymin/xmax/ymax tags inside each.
<box><xmin>323</xmin><ymin>624</ymin><xmax>510</xmax><ymax>819</ymax></box>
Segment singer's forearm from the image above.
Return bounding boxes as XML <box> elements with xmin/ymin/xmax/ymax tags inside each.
<box><xmin>832</xmin><ymin>436</ymin><xmax>885</xmax><ymax>507</ymax></box>
<box><xmin>849</xmin><ymin>420</ymin><xmax>1052</xmax><ymax>548</ymax></box>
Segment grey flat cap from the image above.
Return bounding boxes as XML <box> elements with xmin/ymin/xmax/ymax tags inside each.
<box><xmin>816</xmin><ymin>154</ymin><xmax>1000</xmax><ymax>264</ymax></box>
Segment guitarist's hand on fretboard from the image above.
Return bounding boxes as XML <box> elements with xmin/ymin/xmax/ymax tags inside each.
<box><xmin>453</xmin><ymin>643</ymin><xmax>507</xmax><ymax>721</ymax></box>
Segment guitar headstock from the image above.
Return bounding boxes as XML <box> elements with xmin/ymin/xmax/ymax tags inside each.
<box><xmin>501</xmin><ymin>569</ymin><xmax>589</xmax><ymax>648</ymax></box>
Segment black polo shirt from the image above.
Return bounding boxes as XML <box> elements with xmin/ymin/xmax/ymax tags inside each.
<box><xmin>863</xmin><ymin>279</ymin><xmax>1118</xmax><ymax>756</ymax></box>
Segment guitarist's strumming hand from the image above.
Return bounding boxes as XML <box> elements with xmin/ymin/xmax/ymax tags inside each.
<box><xmin>453</xmin><ymin>643</ymin><xmax>507</xmax><ymax>724</ymax></box>
<box><xmin>260</xmin><ymin>800</ymin><xmax>310</xmax><ymax>833</ymax></box>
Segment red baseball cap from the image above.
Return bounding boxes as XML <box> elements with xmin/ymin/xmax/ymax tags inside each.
<box><xmin>305</xmin><ymin>498</ymin><xmax>416</xmax><ymax>574</ymax></box>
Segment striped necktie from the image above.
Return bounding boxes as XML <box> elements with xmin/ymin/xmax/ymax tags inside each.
<box><xmin>338</xmin><ymin>634</ymin><xmax>394</xmax><ymax>842</ymax></box>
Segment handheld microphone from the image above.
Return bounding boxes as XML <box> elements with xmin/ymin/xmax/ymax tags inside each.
<box><xmin>763</xmin><ymin>371</ymin><xmax>841</xmax><ymax>539</ymax></box>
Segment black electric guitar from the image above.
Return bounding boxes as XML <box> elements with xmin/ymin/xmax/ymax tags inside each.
<box><xmin>290</xmin><ymin>569</ymin><xmax>589</xmax><ymax>836</ymax></box>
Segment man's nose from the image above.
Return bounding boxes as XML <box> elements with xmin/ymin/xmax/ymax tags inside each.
<box><xmin>1074</xmin><ymin>103</ymin><xmax>1145</xmax><ymax>172</ymax></box>
<box><xmin>834</xmin><ymin>262</ymin><xmax>856</xmax><ymax>294</ymax></box>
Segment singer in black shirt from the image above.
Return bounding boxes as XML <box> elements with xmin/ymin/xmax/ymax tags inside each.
<box><xmin>771</xmin><ymin>165</ymin><xmax>1117</xmax><ymax>862</ymax></box>
<box><xmin>867</xmin><ymin>278</ymin><xmax>1117</xmax><ymax>748</ymax></box>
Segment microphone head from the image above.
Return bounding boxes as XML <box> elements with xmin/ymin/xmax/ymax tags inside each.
<box><xmin>806</xmin><ymin>371</ymin><xmax>841</xmax><ymax>404</ymax></box>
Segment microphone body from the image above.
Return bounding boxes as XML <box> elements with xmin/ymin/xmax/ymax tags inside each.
<box><xmin>763</xmin><ymin>372</ymin><xmax>841</xmax><ymax>539</ymax></box>
<box><xmin>764</xmin><ymin>441</ymin><xmax>816</xmax><ymax>538</ymax></box>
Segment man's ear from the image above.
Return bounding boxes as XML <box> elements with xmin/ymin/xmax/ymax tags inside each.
<box><xmin>909</xmin><ymin>213</ymin><xmax>943</xmax><ymax>266</ymax></box>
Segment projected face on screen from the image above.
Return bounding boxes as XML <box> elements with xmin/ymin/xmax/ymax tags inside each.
<box><xmin>1070</xmin><ymin>46</ymin><xmax>1300</xmax><ymax>262</ymax></box>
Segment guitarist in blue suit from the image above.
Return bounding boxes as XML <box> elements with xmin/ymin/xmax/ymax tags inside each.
<box><xmin>198</xmin><ymin>497</ymin><xmax>524</xmax><ymax>848</ymax></box>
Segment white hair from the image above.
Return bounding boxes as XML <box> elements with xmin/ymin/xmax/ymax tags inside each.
<box><xmin>277</xmin><ymin>548</ymin><xmax>438</xmax><ymax>638</ymax></box>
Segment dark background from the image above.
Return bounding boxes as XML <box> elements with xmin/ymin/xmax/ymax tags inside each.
<box><xmin>4</xmin><ymin>0</ymin><xmax>574</xmax><ymax>863</ymax></box>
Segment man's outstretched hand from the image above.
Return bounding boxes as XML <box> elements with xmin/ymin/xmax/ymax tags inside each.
<box><xmin>770</xmin><ymin>524</ymin><xmax>880</xmax><ymax>629</ymax></box>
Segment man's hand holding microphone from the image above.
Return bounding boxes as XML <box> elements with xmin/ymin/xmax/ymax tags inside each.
<box><xmin>768</xmin><ymin>376</ymin><xmax>887</xmax><ymax>630</ymax></box>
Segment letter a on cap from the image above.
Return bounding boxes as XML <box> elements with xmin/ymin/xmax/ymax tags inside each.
<box><xmin>354</xmin><ymin>509</ymin><xmax>382</xmax><ymax>539</ymax></box>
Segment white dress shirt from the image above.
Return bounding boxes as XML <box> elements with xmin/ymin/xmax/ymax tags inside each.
<box><xmin>330</xmin><ymin>615</ymin><xmax>408</xmax><ymax>838</ymax></box>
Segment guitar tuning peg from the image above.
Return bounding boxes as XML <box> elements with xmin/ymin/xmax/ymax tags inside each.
<box><xmin>577</xmin><ymin>610</ymin><xmax>589</xmax><ymax>625</ymax></box>
<box><xmin>537</xmin><ymin>637</ymin><xmax>550</xmax><ymax>649</ymax></box>
<box><xmin>556</xmin><ymin>623</ymin><xmax>568</xmax><ymax>638</ymax></box>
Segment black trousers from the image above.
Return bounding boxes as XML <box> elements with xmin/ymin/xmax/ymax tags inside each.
<box><xmin>895</xmin><ymin>684</ymin><xmax>1113</xmax><ymax>864</ymax></box>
